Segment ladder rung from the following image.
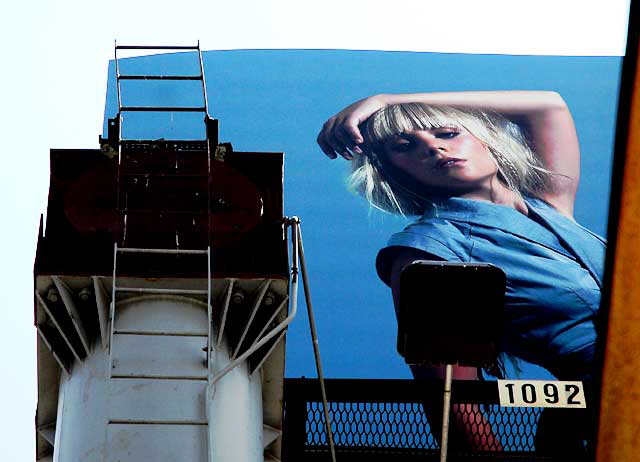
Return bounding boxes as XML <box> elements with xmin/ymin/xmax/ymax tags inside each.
<box><xmin>120</xmin><ymin>106</ymin><xmax>206</xmax><ymax>112</ymax></box>
<box><xmin>108</xmin><ymin>419</ymin><xmax>208</xmax><ymax>425</ymax></box>
<box><xmin>118</xmin><ymin>75</ymin><xmax>202</xmax><ymax>81</ymax></box>
<box><xmin>115</xmin><ymin>287</ymin><xmax>209</xmax><ymax>295</ymax></box>
<box><xmin>116</xmin><ymin>45</ymin><xmax>199</xmax><ymax>50</ymax></box>
<box><xmin>119</xmin><ymin>140</ymin><xmax>208</xmax><ymax>147</ymax></box>
<box><xmin>117</xmin><ymin>247</ymin><xmax>208</xmax><ymax>255</ymax></box>
<box><xmin>118</xmin><ymin>209</ymin><xmax>208</xmax><ymax>216</ymax></box>
<box><xmin>111</xmin><ymin>374</ymin><xmax>207</xmax><ymax>381</ymax></box>
<box><xmin>116</xmin><ymin>138</ymin><xmax>207</xmax><ymax>150</ymax></box>
<box><xmin>114</xmin><ymin>330</ymin><xmax>207</xmax><ymax>337</ymax></box>
<box><xmin>120</xmin><ymin>173</ymin><xmax>210</xmax><ymax>179</ymax></box>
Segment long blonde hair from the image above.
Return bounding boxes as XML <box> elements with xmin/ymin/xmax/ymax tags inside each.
<box><xmin>348</xmin><ymin>103</ymin><xmax>551</xmax><ymax>215</ymax></box>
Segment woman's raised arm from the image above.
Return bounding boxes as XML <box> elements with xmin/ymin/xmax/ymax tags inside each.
<box><xmin>317</xmin><ymin>91</ymin><xmax>580</xmax><ymax>216</ymax></box>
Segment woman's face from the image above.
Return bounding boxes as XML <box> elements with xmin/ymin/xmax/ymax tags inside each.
<box><xmin>381</xmin><ymin>127</ymin><xmax>499</xmax><ymax>195</ymax></box>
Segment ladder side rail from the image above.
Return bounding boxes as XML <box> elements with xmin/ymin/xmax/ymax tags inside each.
<box><xmin>196</xmin><ymin>41</ymin><xmax>213</xmax><ymax>247</ymax></box>
<box><xmin>197</xmin><ymin>42</ymin><xmax>210</xmax><ymax>116</ymax></box>
<box><xmin>207</xmin><ymin>246</ymin><xmax>212</xmax><ymax>368</ymax></box>
<box><xmin>114</xmin><ymin>41</ymin><xmax>123</xmax><ymax>113</ymax></box>
<box><xmin>114</xmin><ymin>41</ymin><xmax>124</xmax><ymax>219</ymax></box>
<box><xmin>108</xmin><ymin>243</ymin><xmax>118</xmax><ymax>378</ymax></box>
<box><xmin>206</xmin><ymin>129</ymin><xmax>212</xmax><ymax>244</ymax></box>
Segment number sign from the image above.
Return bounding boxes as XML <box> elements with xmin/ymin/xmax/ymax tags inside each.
<box><xmin>497</xmin><ymin>380</ymin><xmax>586</xmax><ymax>408</ymax></box>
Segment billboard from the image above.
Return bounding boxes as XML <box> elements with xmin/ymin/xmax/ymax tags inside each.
<box><xmin>104</xmin><ymin>49</ymin><xmax>619</xmax><ymax>383</ymax></box>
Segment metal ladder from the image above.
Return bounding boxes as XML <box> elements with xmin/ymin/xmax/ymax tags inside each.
<box><xmin>108</xmin><ymin>41</ymin><xmax>214</xmax><ymax>367</ymax></box>
<box><xmin>113</xmin><ymin>41</ymin><xmax>213</xmax><ymax>247</ymax></box>
<box><xmin>108</xmin><ymin>244</ymin><xmax>212</xmax><ymax>372</ymax></box>
<box><xmin>103</xmin><ymin>43</ymin><xmax>333</xmax><ymax>461</ymax></box>
<box><xmin>104</xmin><ymin>43</ymin><xmax>215</xmax><ymax>462</ymax></box>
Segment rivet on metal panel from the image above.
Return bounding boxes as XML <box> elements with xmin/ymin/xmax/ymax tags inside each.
<box><xmin>78</xmin><ymin>288</ymin><xmax>92</xmax><ymax>302</ymax></box>
<box><xmin>46</xmin><ymin>288</ymin><xmax>59</xmax><ymax>304</ymax></box>
<box><xmin>263</xmin><ymin>291</ymin><xmax>276</xmax><ymax>307</ymax></box>
<box><xmin>231</xmin><ymin>290</ymin><xmax>245</xmax><ymax>305</ymax></box>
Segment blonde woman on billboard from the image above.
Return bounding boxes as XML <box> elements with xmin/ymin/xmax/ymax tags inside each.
<box><xmin>318</xmin><ymin>91</ymin><xmax>604</xmax><ymax>454</ymax></box>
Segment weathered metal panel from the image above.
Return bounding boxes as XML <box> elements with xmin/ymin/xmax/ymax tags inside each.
<box><xmin>108</xmin><ymin>378</ymin><xmax>207</xmax><ymax>422</ymax></box>
<box><xmin>107</xmin><ymin>424</ymin><xmax>207</xmax><ymax>461</ymax></box>
<box><xmin>111</xmin><ymin>334</ymin><xmax>207</xmax><ymax>378</ymax></box>
<box><xmin>54</xmin><ymin>345</ymin><xmax>110</xmax><ymax>462</ymax></box>
<box><xmin>35</xmin><ymin>281</ymin><xmax>288</xmax><ymax>462</ymax></box>
<box><xmin>115</xmin><ymin>296</ymin><xmax>207</xmax><ymax>335</ymax></box>
<box><xmin>208</xmin><ymin>343</ymin><xmax>264</xmax><ymax>462</ymax></box>
<box><xmin>35</xmin><ymin>149</ymin><xmax>287</xmax><ymax>277</ymax></box>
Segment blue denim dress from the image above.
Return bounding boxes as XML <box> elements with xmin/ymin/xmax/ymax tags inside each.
<box><xmin>376</xmin><ymin>197</ymin><xmax>606</xmax><ymax>380</ymax></box>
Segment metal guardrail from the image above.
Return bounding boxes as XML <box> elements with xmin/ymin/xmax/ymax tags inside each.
<box><xmin>283</xmin><ymin>378</ymin><xmax>592</xmax><ymax>462</ymax></box>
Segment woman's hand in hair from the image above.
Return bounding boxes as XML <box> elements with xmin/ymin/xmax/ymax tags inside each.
<box><xmin>317</xmin><ymin>94</ymin><xmax>389</xmax><ymax>160</ymax></box>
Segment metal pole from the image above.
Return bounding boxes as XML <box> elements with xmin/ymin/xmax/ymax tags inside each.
<box><xmin>297</xmin><ymin>224</ymin><xmax>337</xmax><ymax>462</ymax></box>
<box><xmin>440</xmin><ymin>363</ymin><xmax>453</xmax><ymax>462</ymax></box>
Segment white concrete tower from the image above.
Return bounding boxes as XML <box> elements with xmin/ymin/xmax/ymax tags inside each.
<box><xmin>33</xmin><ymin>45</ymin><xmax>293</xmax><ymax>462</ymax></box>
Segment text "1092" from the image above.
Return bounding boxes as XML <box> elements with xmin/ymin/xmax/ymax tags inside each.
<box><xmin>497</xmin><ymin>380</ymin><xmax>586</xmax><ymax>408</ymax></box>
